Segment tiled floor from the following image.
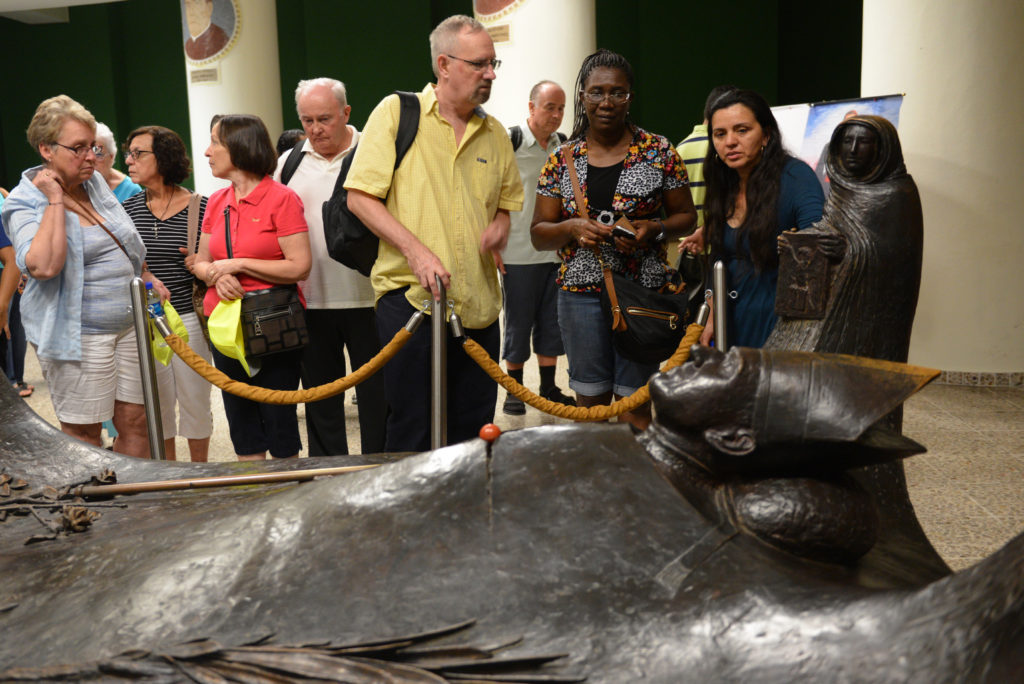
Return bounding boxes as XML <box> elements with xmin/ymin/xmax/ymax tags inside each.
<box><xmin>901</xmin><ymin>384</ymin><xmax>1024</xmax><ymax>570</ymax></box>
<box><xmin>17</xmin><ymin>348</ymin><xmax>1024</xmax><ymax>572</ymax></box>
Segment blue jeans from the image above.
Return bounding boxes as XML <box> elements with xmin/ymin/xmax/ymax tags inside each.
<box><xmin>557</xmin><ymin>289</ymin><xmax>658</xmax><ymax>397</ymax></box>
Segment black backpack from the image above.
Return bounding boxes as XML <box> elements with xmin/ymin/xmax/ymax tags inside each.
<box><xmin>323</xmin><ymin>91</ymin><xmax>420</xmax><ymax>276</ymax></box>
<box><xmin>508</xmin><ymin>124</ymin><xmax>567</xmax><ymax>152</ymax></box>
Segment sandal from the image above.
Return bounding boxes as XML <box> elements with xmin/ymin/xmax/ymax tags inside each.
<box><xmin>13</xmin><ymin>382</ymin><xmax>33</xmax><ymax>398</ymax></box>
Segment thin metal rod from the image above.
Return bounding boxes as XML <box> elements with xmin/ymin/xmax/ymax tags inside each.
<box><xmin>431</xmin><ymin>275</ymin><xmax>447</xmax><ymax>449</ymax></box>
<box><xmin>712</xmin><ymin>260</ymin><xmax>729</xmax><ymax>352</ymax></box>
<box><xmin>72</xmin><ymin>464</ymin><xmax>379</xmax><ymax>498</ymax></box>
<box><xmin>129</xmin><ymin>277</ymin><xmax>166</xmax><ymax>460</ymax></box>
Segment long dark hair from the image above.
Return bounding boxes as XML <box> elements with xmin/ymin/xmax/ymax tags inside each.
<box><xmin>570</xmin><ymin>49</ymin><xmax>635</xmax><ymax>140</ymax></box>
<box><xmin>704</xmin><ymin>89</ymin><xmax>788</xmax><ymax>271</ymax></box>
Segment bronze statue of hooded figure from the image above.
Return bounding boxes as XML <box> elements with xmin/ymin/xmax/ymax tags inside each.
<box><xmin>766</xmin><ymin>115</ymin><xmax>923</xmax><ymax>364</ymax></box>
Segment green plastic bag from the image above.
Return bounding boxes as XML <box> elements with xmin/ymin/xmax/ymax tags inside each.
<box><xmin>150</xmin><ymin>301</ymin><xmax>188</xmax><ymax>366</ymax></box>
<box><xmin>207</xmin><ymin>298</ymin><xmax>252</xmax><ymax>376</ymax></box>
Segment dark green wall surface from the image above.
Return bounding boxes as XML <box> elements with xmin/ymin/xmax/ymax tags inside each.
<box><xmin>0</xmin><ymin>0</ymin><xmax>860</xmax><ymax>191</ymax></box>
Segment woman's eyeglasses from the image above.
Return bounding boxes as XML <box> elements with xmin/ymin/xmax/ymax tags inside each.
<box><xmin>53</xmin><ymin>142</ymin><xmax>104</xmax><ymax>158</ymax></box>
<box><xmin>124</xmin><ymin>149</ymin><xmax>155</xmax><ymax>161</ymax></box>
<box><xmin>581</xmin><ymin>91</ymin><xmax>631</xmax><ymax>105</ymax></box>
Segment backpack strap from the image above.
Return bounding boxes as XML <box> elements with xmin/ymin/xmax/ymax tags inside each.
<box><xmin>393</xmin><ymin>91</ymin><xmax>420</xmax><ymax>169</ymax></box>
<box><xmin>509</xmin><ymin>124</ymin><xmax>523</xmax><ymax>151</ymax></box>
<box><xmin>279</xmin><ymin>139</ymin><xmax>307</xmax><ymax>185</ymax></box>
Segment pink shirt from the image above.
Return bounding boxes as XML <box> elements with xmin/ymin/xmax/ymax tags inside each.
<box><xmin>202</xmin><ymin>176</ymin><xmax>308</xmax><ymax>315</ymax></box>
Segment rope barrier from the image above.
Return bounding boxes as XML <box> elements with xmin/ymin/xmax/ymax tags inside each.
<box><xmin>160</xmin><ymin>312</ymin><xmax>702</xmax><ymax>420</ymax></box>
<box><xmin>163</xmin><ymin>328</ymin><xmax>412</xmax><ymax>405</ymax></box>
<box><xmin>462</xmin><ymin>322</ymin><xmax>705</xmax><ymax>421</ymax></box>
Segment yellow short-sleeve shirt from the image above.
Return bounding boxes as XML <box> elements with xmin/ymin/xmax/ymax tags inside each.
<box><xmin>345</xmin><ymin>84</ymin><xmax>524</xmax><ymax>328</ymax></box>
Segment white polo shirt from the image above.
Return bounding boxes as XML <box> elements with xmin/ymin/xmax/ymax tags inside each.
<box><xmin>505</xmin><ymin>120</ymin><xmax>562</xmax><ymax>266</ymax></box>
<box><xmin>274</xmin><ymin>127</ymin><xmax>375</xmax><ymax>309</ymax></box>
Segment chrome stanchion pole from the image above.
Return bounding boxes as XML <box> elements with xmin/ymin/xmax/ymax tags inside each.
<box><xmin>430</xmin><ymin>275</ymin><xmax>447</xmax><ymax>449</ymax></box>
<box><xmin>129</xmin><ymin>277</ymin><xmax>166</xmax><ymax>460</ymax></box>
<box><xmin>712</xmin><ymin>260</ymin><xmax>729</xmax><ymax>352</ymax></box>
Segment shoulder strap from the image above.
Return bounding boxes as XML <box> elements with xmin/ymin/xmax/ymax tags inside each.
<box><xmin>563</xmin><ymin>146</ymin><xmax>623</xmax><ymax>328</ymax></box>
<box><xmin>63</xmin><ymin>188</ymin><xmax>130</xmax><ymax>260</ymax></box>
<box><xmin>222</xmin><ymin>208</ymin><xmax>233</xmax><ymax>259</ymax></box>
<box><xmin>186</xmin><ymin>192</ymin><xmax>202</xmax><ymax>255</ymax></box>
<box><xmin>561</xmin><ymin>146</ymin><xmax>587</xmax><ymax>217</ymax></box>
<box><xmin>279</xmin><ymin>139</ymin><xmax>307</xmax><ymax>186</ymax></box>
<box><xmin>509</xmin><ymin>125</ymin><xmax>523</xmax><ymax>151</ymax></box>
<box><xmin>393</xmin><ymin>90</ymin><xmax>421</xmax><ymax>169</ymax></box>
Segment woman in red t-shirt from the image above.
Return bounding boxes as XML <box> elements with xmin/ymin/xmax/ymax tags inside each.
<box><xmin>193</xmin><ymin>114</ymin><xmax>311</xmax><ymax>461</ymax></box>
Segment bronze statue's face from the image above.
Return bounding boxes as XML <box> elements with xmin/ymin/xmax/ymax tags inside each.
<box><xmin>650</xmin><ymin>346</ymin><xmax>759</xmax><ymax>436</ymax></box>
<box><xmin>839</xmin><ymin>123</ymin><xmax>878</xmax><ymax>176</ymax></box>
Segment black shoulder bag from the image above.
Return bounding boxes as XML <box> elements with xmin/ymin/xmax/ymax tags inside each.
<box><xmin>323</xmin><ymin>90</ymin><xmax>420</xmax><ymax>276</ymax></box>
<box><xmin>223</xmin><ymin>207</ymin><xmax>309</xmax><ymax>358</ymax></box>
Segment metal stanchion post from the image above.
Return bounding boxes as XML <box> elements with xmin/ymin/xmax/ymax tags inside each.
<box><xmin>712</xmin><ymin>260</ymin><xmax>728</xmax><ymax>352</ymax></box>
<box><xmin>129</xmin><ymin>277</ymin><xmax>166</xmax><ymax>460</ymax></box>
<box><xmin>431</xmin><ymin>275</ymin><xmax>447</xmax><ymax>449</ymax></box>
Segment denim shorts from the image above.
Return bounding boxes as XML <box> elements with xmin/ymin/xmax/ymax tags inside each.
<box><xmin>556</xmin><ymin>289</ymin><xmax>659</xmax><ymax>397</ymax></box>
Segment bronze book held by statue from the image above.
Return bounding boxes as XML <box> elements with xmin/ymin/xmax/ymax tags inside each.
<box><xmin>776</xmin><ymin>231</ymin><xmax>830</xmax><ymax>319</ymax></box>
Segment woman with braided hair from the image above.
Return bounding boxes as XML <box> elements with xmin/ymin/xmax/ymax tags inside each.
<box><xmin>531</xmin><ymin>49</ymin><xmax>696</xmax><ymax>430</ymax></box>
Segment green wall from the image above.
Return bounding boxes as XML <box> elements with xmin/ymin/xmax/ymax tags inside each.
<box><xmin>0</xmin><ymin>0</ymin><xmax>190</xmax><ymax>190</ymax></box>
<box><xmin>0</xmin><ymin>0</ymin><xmax>860</xmax><ymax>191</ymax></box>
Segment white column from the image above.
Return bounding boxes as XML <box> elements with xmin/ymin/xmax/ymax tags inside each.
<box><xmin>862</xmin><ymin>0</ymin><xmax>1024</xmax><ymax>373</ymax></box>
<box><xmin>180</xmin><ymin>0</ymin><xmax>283</xmax><ymax>195</ymax></box>
<box><xmin>475</xmin><ymin>0</ymin><xmax>596</xmax><ymax>133</ymax></box>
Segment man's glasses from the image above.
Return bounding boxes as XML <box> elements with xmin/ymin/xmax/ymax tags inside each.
<box><xmin>445</xmin><ymin>54</ymin><xmax>501</xmax><ymax>71</ymax></box>
<box><xmin>53</xmin><ymin>142</ymin><xmax>104</xmax><ymax>158</ymax></box>
<box><xmin>124</xmin><ymin>149</ymin><xmax>155</xmax><ymax>161</ymax></box>
<box><xmin>581</xmin><ymin>91</ymin><xmax>631</xmax><ymax>105</ymax></box>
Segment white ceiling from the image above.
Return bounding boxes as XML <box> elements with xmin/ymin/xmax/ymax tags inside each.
<box><xmin>0</xmin><ymin>0</ymin><xmax>127</xmax><ymax>24</ymax></box>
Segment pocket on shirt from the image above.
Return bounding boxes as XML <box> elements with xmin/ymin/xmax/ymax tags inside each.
<box><xmin>471</xmin><ymin>157</ymin><xmax>501</xmax><ymax>207</ymax></box>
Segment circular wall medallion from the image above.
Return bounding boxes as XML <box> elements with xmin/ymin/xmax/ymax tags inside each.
<box><xmin>474</xmin><ymin>0</ymin><xmax>525</xmax><ymax>21</ymax></box>
<box><xmin>181</xmin><ymin>0</ymin><xmax>241</xmax><ymax>65</ymax></box>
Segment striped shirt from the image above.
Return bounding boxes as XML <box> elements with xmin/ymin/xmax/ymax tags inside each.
<box><xmin>124</xmin><ymin>192</ymin><xmax>206</xmax><ymax>314</ymax></box>
<box><xmin>676</xmin><ymin>123</ymin><xmax>709</xmax><ymax>227</ymax></box>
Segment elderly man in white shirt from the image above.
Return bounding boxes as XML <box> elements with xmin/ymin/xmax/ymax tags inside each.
<box><xmin>274</xmin><ymin>77</ymin><xmax>387</xmax><ymax>455</ymax></box>
<box><xmin>501</xmin><ymin>80</ymin><xmax>574</xmax><ymax>415</ymax></box>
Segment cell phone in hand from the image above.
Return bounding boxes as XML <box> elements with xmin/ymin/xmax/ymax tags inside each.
<box><xmin>612</xmin><ymin>223</ymin><xmax>636</xmax><ymax>240</ymax></box>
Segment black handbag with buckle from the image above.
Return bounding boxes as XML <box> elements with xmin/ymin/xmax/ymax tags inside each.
<box><xmin>598</xmin><ymin>265</ymin><xmax>702</xmax><ymax>364</ymax></box>
<box><xmin>240</xmin><ymin>286</ymin><xmax>308</xmax><ymax>358</ymax></box>
<box><xmin>222</xmin><ymin>208</ymin><xmax>308</xmax><ymax>359</ymax></box>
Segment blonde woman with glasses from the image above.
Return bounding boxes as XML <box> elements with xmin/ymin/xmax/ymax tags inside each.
<box><xmin>0</xmin><ymin>95</ymin><xmax>170</xmax><ymax>458</ymax></box>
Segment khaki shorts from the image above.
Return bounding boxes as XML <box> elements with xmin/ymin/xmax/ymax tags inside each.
<box><xmin>37</xmin><ymin>328</ymin><xmax>175</xmax><ymax>434</ymax></box>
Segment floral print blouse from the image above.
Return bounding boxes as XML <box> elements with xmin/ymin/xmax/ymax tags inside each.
<box><xmin>536</xmin><ymin>126</ymin><xmax>688</xmax><ymax>293</ymax></box>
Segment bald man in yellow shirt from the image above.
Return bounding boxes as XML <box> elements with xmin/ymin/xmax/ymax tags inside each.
<box><xmin>347</xmin><ymin>15</ymin><xmax>523</xmax><ymax>451</ymax></box>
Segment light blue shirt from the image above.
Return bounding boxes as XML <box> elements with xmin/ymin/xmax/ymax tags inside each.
<box><xmin>112</xmin><ymin>176</ymin><xmax>142</xmax><ymax>202</ymax></box>
<box><xmin>1</xmin><ymin>167</ymin><xmax>145</xmax><ymax>361</ymax></box>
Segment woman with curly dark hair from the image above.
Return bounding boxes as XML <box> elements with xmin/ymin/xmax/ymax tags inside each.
<box><xmin>123</xmin><ymin>125</ymin><xmax>212</xmax><ymax>461</ymax></box>
<box><xmin>700</xmin><ymin>89</ymin><xmax>825</xmax><ymax>348</ymax></box>
<box><xmin>531</xmin><ymin>49</ymin><xmax>696</xmax><ymax>430</ymax></box>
